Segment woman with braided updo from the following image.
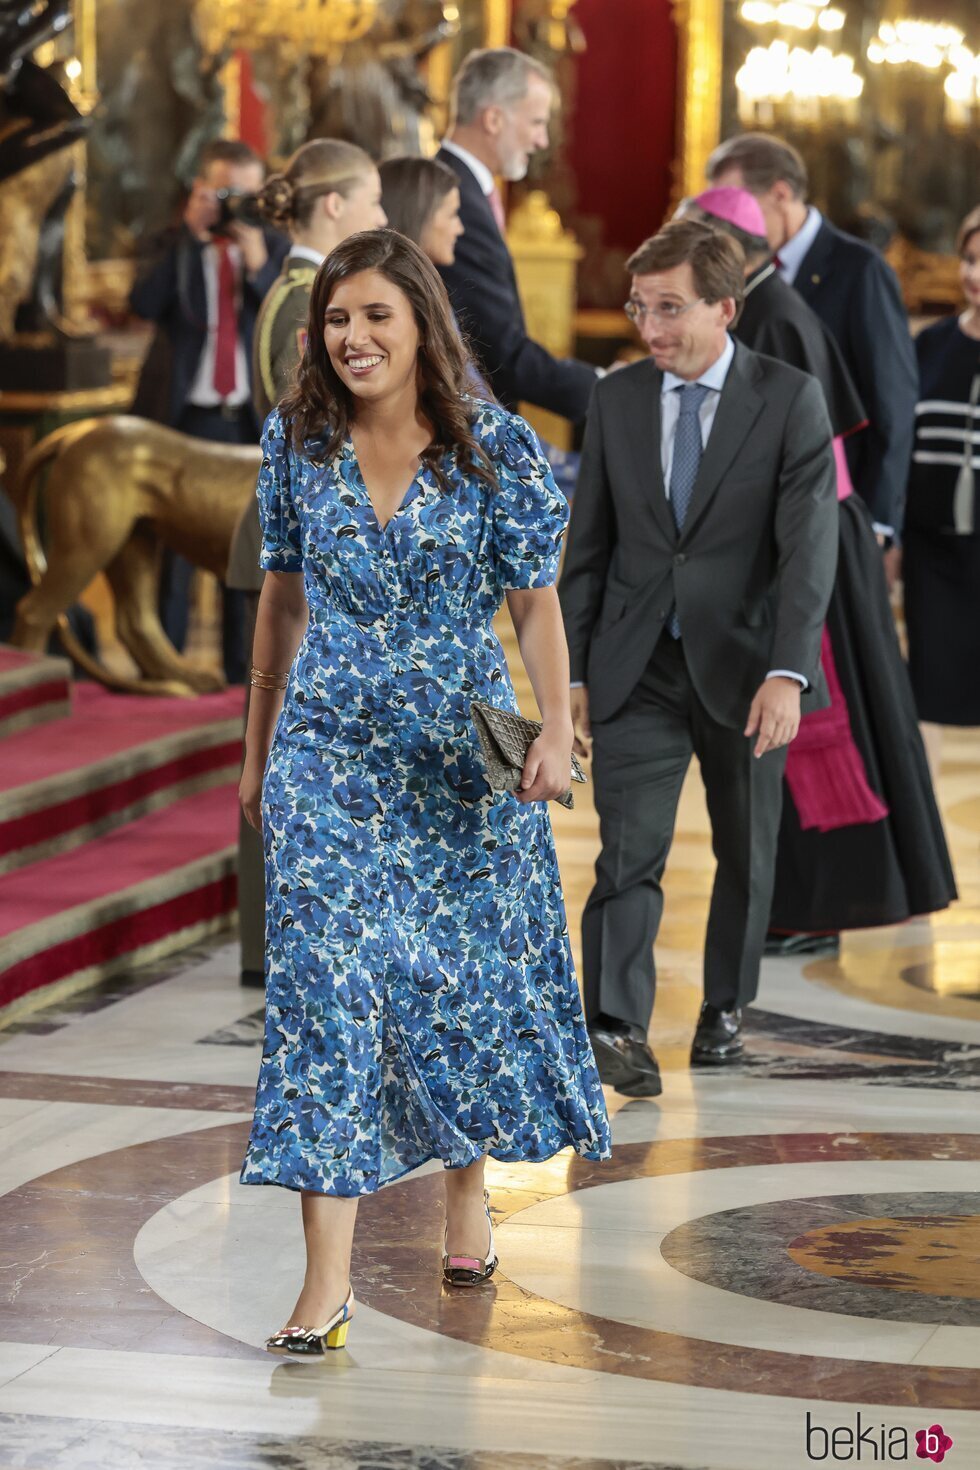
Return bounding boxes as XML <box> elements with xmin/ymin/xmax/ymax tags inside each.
<box><xmin>251</xmin><ymin>140</ymin><xmax>386</xmax><ymax>423</ymax></box>
<box><xmin>228</xmin><ymin>139</ymin><xmax>386</xmax><ymax>989</ymax></box>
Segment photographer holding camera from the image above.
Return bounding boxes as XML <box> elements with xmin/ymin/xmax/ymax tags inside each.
<box><xmin>130</xmin><ymin>139</ymin><xmax>288</xmax><ymax>683</ymax></box>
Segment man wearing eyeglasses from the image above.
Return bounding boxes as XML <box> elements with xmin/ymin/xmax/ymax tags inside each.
<box><xmin>559</xmin><ymin>217</ymin><xmax>838</xmax><ymax>1095</ymax></box>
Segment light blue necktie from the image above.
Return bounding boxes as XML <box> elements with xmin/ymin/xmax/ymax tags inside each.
<box><xmin>666</xmin><ymin>382</ymin><xmax>710</xmax><ymax>638</ymax></box>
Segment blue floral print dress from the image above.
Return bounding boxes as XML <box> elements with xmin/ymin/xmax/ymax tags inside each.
<box><xmin>240</xmin><ymin>400</ymin><xmax>611</xmax><ymax>1197</ymax></box>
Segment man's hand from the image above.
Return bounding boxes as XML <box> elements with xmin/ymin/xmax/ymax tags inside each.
<box><xmin>744</xmin><ymin>676</ymin><xmax>802</xmax><ymax>758</ymax></box>
<box><xmin>570</xmin><ymin>685</ymin><xmax>592</xmax><ymax>761</ymax></box>
<box><xmin>231</xmin><ymin>221</ymin><xmax>269</xmax><ymax>276</ymax></box>
<box><xmin>184</xmin><ymin>180</ymin><xmax>219</xmax><ymax>242</ymax></box>
<box><xmin>883</xmin><ymin>545</ymin><xmax>902</xmax><ymax>591</ymax></box>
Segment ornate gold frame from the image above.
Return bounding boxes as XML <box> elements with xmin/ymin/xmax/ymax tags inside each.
<box><xmin>671</xmin><ymin>0</ymin><xmax>723</xmax><ymax>201</ymax></box>
<box><xmin>483</xmin><ymin>0</ymin><xmax>511</xmax><ymax>47</ymax></box>
<box><xmin>69</xmin><ymin>0</ymin><xmax>112</xmax><ymax>322</ymax></box>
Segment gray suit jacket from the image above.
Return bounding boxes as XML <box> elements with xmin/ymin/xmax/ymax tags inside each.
<box><xmin>559</xmin><ymin>340</ymin><xmax>838</xmax><ymax>728</ymax></box>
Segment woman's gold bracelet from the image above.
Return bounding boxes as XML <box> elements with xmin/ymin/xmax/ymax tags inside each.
<box><xmin>249</xmin><ymin>666</ymin><xmax>289</xmax><ymax>690</ymax></box>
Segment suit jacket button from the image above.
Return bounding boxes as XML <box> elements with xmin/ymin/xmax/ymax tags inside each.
<box><xmin>674</xmin><ymin>553</ymin><xmax>686</xmax><ymax>566</ymax></box>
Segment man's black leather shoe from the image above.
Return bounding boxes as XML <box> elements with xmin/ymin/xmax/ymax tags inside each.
<box><xmin>588</xmin><ymin>1024</ymin><xmax>662</xmax><ymax>1096</ymax></box>
<box><xmin>690</xmin><ymin>1003</ymin><xmax>743</xmax><ymax>1065</ymax></box>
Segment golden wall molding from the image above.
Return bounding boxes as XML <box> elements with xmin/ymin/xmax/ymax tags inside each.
<box><xmin>62</xmin><ymin>0</ymin><xmax>99</xmax><ymax>329</ymax></box>
<box><xmin>508</xmin><ymin>189</ymin><xmax>582</xmax><ymax>254</ymax></box>
<box><xmin>426</xmin><ymin>38</ymin><xmax>456</xmax><ymax>142</ymax></box>
<box><xmin>886</xmin><ymin>236</ymin><xmax>963</xmax><ymax>315</ymax></box>
<box><xmin>218</xmin><ymin>52</ymin><xmax>243</xmax><ymax>137</ymax></box>
<box><xmin>483</xmin><ymin>0</ymin><xmax>512</xmax><ymax>50</ymax></box>
<box><xmin>671</xmin><ymin>0</ymin><xmax>723</xmax><ymax>202</ymax></box>
<box><xmin>508</xmin><ymin>190</ymin><xmax>583</xmax><ymax>450</ymax></box>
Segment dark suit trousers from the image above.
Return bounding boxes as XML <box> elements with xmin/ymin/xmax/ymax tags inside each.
<box><xmin>158</xmin><ymin>404</ymin><xmax>253</xmax><ymax>684</ymax></box>
<box><xmin>583</xmin><ymin>636</ymin><xmax>787</xmax><ymax>1033</ymax></box>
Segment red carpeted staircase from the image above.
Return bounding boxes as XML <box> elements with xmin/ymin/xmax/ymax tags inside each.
<box><xmin>0</xmin><ymin>649</ymin><xmax>244</xmax><ymax>1017</ymax></box>
<box><xmin>0</xmin><ymin>647</ymin><xmax>71</xmax><ymax>739</ymax></box>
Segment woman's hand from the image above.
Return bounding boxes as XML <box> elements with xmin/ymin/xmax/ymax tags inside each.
<box><xmin>239</xmin><ymin>754</ymin><xmax>266</xmax><ymax>832</ymax></box>
<box><xmin>516</xmin><ymin>722</ymin><xmax>575</xmax><ymax>804</ymax></box>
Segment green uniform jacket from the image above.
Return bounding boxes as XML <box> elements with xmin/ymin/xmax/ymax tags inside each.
<box><xmin>227</xmin><ymin>254</ymin><xmax>317</xmax><ymax>591</ymax></box>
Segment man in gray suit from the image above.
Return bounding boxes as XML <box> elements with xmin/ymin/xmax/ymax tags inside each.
<box><xmin>559</xmin><ymin>219</ymin><xmax>838</xmax><ymax>1096</ymax></box>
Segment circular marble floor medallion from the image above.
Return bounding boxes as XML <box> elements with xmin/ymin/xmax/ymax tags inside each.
<box><xmin>789</xmin><ymin>1210</ymin><xmax>980</xmax><ymax>1299</ymax></box>
<box><xmin>660</xmin><ymin>1192</ymin><xmax>980</xmax><ymax>1326</ymax></box>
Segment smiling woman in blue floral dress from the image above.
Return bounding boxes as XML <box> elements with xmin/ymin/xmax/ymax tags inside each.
<box><xmin>238</xmin><ymin>229</ymin><xmax>610</xmax><ymax>1356</ymax></box>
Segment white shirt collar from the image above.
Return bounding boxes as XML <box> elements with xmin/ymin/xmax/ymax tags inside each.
<box><xmin>289</xmin><ymin>244</ymin><xmax>326</xmax><ymax>267</ymax></box>
<box><xmin>777</xmin><ymin>205</ymin><xmax>823</xmax><ymax>285</ymax></box>
<box><xmin>440</xmin><ymin>137</ymin><xmax>496</xmax><ymax>197</ymax></box>
<box><xmin>662</xmin><ymin>333</ymin><xmax>735</xmax><ymax>397</ymax></box>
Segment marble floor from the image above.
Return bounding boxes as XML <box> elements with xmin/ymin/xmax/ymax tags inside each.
<box><xmin>1</xmin><ymin>710</ymin><xmax>978</xmax><ymax>1469</ymax></box>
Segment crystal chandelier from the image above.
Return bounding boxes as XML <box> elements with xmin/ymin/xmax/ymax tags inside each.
<box><xmin>734</xmin><ymin>0</ymin><xmax>862</xmax><ymax>125</ymax></box>
<box><xmin>736</xmin><ymin>39</ymin><xmax>864</xmax><ymax>117</ymax></box>
<box><xmin>739</xmin><ymin>0</ymin><xmax>846</xmax><ymax>35</ymax></box>
<box><xmin>866</xmin><ymin>19</ymin><xmax>980</xmax><ymax>128</ymax></box>
<box><xmin>196</xmin><ymin>0</ymin><xmax>379</xmax><ymax>60</ymax></box>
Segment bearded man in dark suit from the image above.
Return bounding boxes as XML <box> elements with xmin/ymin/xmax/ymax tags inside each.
<box><xmin>559</xmin><ymin>220</ymin><xmax>838</xmax><ymax>1096</ymax></box>
<box><xmin>436</xmin><ymin>47</ymin><xmax>598</xmax><ymax>424</ymax></box>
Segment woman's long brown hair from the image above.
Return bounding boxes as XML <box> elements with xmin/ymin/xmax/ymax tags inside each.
<box><xmin>378</xmin><ymin>155</ymin><xmax>458</xmax><ymax>249</ymax></box>
<box><xmin>280</xmin><ymin>229</ymin><xmax>496</xmax><ymax>494</ymax></box>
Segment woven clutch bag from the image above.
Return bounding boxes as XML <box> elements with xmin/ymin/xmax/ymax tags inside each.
<box><xmin>470</xmin><ymin>700</ymin><xmax>587</xmax><ymax>810</ymax></box>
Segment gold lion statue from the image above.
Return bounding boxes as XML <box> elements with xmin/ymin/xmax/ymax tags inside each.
<box><xmin>11</xmin><ymin>416</ymin><xmax>262</xmax><ymax>695</ymax></box>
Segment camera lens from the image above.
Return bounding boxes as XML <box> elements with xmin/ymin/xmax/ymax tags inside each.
<box><xmin>208</xmin><ymin>189</ymin><xmax>264</xmax><ymax>234</ymax></box>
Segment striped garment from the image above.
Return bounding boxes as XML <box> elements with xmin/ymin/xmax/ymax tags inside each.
<box><xmin>907</xmin><ymin>313</ymin><xmax>980</xmax><ymax>534</ymax></box>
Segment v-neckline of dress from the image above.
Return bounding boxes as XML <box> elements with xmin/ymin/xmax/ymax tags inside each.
<box><xmin>344</xmin><ymin>433</ymin><xmax>429</xmax><ymax>535</ymax></box>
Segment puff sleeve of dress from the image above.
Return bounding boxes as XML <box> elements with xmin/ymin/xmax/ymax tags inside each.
<box><xmin>257</xmin><ymin>410</ymin><xmax>304</xmax><ymax>573</ymax></box>
<box><xmin>491</xmin><ymin>411</ymin><xmax>569</xmax><ymax>590</ymax></box>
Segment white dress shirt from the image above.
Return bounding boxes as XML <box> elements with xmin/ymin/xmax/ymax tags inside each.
<box><xmin>440</xmin><ymin>137</ymin><xmax>496</xmax><ymax>198</ymax></box>
<box><xmin>570</xmin><ymin>335</ymin><xmax>805</xmax><ymax>690</ymax></box>
<box><xmin>289</xmin><ymin>243</ymin><xmax>326</xmax><ymax>268</ymax></box>
<box><xmin>775</xmin><ymin>206</ymin><xmax>823</xmax><ymax>287</ymax></box>
<box><xmin>186</xmin><ymin>241</ymin><xmax>250</xmax><ymax>407</ymax></box>
<box><xmin>661</xmin><ymin>334</ymin><xmax>734</xmax><ymax>485</ymax></box>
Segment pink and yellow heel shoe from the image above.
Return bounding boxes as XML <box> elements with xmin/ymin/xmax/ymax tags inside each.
<box><xmin>265</xmin><ymin>1287</ymin><xmax>355</xmax><ymax>1356</ymax></box>
<box><xmin>442</xmin><ymin>1190</ymin><xmax>498</xmax><ymax>1287</ymax></box>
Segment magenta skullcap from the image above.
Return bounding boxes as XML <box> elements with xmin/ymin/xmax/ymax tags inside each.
<box><xmin>692</xmin><ymin>187</ymin><xmax>767</xmax><ymax>239</ymax></box>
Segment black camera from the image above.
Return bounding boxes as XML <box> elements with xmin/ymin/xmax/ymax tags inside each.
<box><xmin>209</xmin><ymin>187</ymin><xmax>264</xmax><ymax>235</ymax></box>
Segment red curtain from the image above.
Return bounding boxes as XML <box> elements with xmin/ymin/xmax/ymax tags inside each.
<box><xmin>567</xmin><ymin>0</ymin><xmax>678</xmax><ymax>303</ymax></box>
<box><xmin>236</xmin><ymin>51</ymin><xmax>268</xmax><ymax>158</ymax></box>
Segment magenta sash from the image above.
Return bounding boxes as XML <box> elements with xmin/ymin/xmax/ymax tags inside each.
<box><xmin>782</xmin><ymin>437</ymin><xmax>889</xmax><ymax>833</ymax></box>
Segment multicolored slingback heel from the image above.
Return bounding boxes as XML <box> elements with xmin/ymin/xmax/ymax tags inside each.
<box><xmin>442</xmin><ymin>1190</ymin><xmax>498</xmax><ymax>1288</ymax></box>
<box><xmin>265</xmin><ymin>1287</ymin><xmax>355</xmax><ymax>1356</ymax></box>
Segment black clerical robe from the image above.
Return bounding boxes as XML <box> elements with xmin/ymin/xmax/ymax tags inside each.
<box><xmin>733</xmin><ymin>263</ymin><xmax>955</xmax><ymax>935</ymax></box>
<box><xmin>734</xmin><ymin>263</ymin><xmax>866</xmax><ymax>439</ymax></box>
